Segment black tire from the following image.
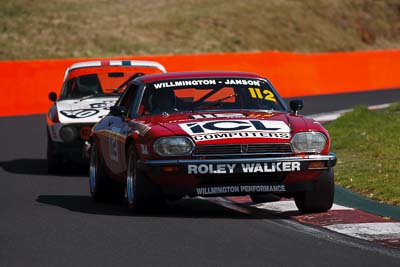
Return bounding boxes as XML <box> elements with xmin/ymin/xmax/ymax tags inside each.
<box><xmin>89</xmin><ymin>142</ymin><xmax>125</xmax><ymax>203</ymax></box>
<box><xmin>294</xmin><ymin>168</ymin><xmax>335</xmax><ymax>213</ymax></box>
<box><xmin>250</xmin><ymin>194</ymin><xmax>281</xmax><ymax>204</ymax></box>
<box><xmin>47</xmin><ymin>130</ymin><xmax>64</xmax><ymax>174</ymax></box>
<box><xmin>126</xmin><ymin>145</ymin><xmax>165</xmax><ymax>212</ymax></box>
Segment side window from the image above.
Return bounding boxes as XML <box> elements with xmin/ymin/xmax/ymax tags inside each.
<box><xmin>60</xmin><ymin>78</ymin><xmax>76</xmax><ymax>99</ymax></box>
<box><xmin>116</xmin><ymin>84</ymin><xmax>140</xmax><ymax>117</ymax></box>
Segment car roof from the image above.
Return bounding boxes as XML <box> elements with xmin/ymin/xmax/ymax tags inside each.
<box><xmin>68</xmin><ymin>60</ymin><xmax>167</xmax><ymax>73</ymax></box>
<box><xmin>136</xmin><ymin>71</ymin><xmax>264</xmax><ymax>83</ymax></box>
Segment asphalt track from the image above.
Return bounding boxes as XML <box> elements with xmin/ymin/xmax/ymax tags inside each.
<box><xmin>1</xmin><ymin>89</ymin><xmax>400</xmax><ymax>267</ymax></box>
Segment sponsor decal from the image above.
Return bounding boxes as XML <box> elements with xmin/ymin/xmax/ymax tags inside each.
<box><xmin>196</xmin><ymin>185</ymin><xmax>286</xmax><ymax>196</ymax></box>
<box><xmin>154</xmin><ymin>79</ymin><xmax>217</xmax><ymax>89</ymax></box>
<box><xmin>89</xmin><ymin>100</ymin><xmax>115</xmax><ymax>109</ymax></box>
<box><xmin>240</xmin><ymin>162</ymin><xmax>300</xmax><ymax>172</ymax></box>
<box><xmin>187</xmin><ymin>162</ymin><xmax>301</xmax><ymax>174</ymax></box>
<box><xmin>109</xmin><ymin>127</ymin><xmax>121</xmax><ymax>161</ymax></box>
<box><xmin>60</xmin><ymin>109</ymin><xmax>99</xmax><ymax>118</ymax></box>
<box><xmin>224</xmin><ymin>79</ymin><xmax>261</xmax><ymax>86</ymax></box>
<box><xmin>179</xmin><ymin>119</ymin><xmax>290</xmax><ymax>141</ymax></box>
<box><xmin>59</xmin><ymin>100</ymin><xmax>116</xmax><ymax>120</ymax></box>
<box><xmin>248</xmin><ymin>113</ymin><xmax>274</xmax><ymax>118</ymax></box>
<box><xmin>190</xmin><ymin>132</ymin><xmax>290</xmax><ymax>141</ymax></box>
<box><xmin>190</xmin><ymin>113</ymin><xmax>246</xmax><ymax>119</ymax></box>
<box><xmin>248</xmin><ymin>87</ymin><xmax>277</xmax><ymax>102</ymax></box>
<box><xmin>188</xmin><ymin>163</ymin><xmax>236</xmax><ymax>174</ymax></box>
<box><xmin>191</xmin><ymin>113</ymin><xmax>273</xmax><ymax>120</ymax></box>
<box><xmin>153</xmin><ymin>79</ymin><xmax>263</xmax><ymax>89</ymax></box>
<box><xmin>190</xmin><ymin>113</ymin><xmax>274</xmax><ymax>120</ymax></box>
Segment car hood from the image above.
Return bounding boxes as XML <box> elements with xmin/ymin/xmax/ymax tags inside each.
<box><xmin>142</xmin><ymin>111</ymin><xmax>322</xmax><ymax>145</ymax></box>
<box><xmin>56</xmin><ymin>96</ymin><xmax>118</xmax><ymax>124</ymax></box>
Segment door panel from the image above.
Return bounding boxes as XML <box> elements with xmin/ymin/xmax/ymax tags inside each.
<box><xmin>106</xmin><ymin>116</ymin><xmax>128</xmax><ymax>179</ymax></box>
<box><xmin>95</xmin><ymin>116</ymin><xmax>113</xmax><ymax>168</ymax></box>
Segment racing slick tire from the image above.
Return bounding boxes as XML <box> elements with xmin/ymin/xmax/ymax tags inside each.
<box><xmin>89</xmin><ymin>142</ymin><xmax>125</xmax><ymax>203</ymax></box>
<box><xmin>250</xmin><ymin>194</ymin><xmax>281</xmax><ymax>204</ymax></box>
<box><xmin>47</xmin><ymin>130</ymin><xmax>64</xmax><ymax>174</ymax></box>
<box><xmin>294</xmin><ymin>168</ymin><xmax>334</xmax><ymax>213</ymax></box>
<box><xmin>126</xmin><ymin>145</ymin><xmax>165</xmax><ymax>212</ymax></box>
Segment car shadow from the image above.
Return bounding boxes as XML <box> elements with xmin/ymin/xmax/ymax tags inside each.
<box><xmin>36</xmin><ymin>195</ymin><xmax>280</xmax><ymax>219</ymax></box>
<box><xmin>0</xmin><ymin>158</ymin><xmax>88</xmax><ymax>177</ymax></box>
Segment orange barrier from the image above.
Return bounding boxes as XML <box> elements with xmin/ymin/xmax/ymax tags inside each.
<box><xmin>1</xmin><ymin>50</ymin><xmax>400</xmax><ymax>117</ymax></box>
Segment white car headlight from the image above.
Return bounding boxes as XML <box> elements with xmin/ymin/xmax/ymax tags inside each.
<box><xmin>153</xmin><ymin>136</ymin><xmax>195</xmax><ymax>156</ymax></box>
<box><xmin>59</xmin><ymin>125</ymin><xmax>78</xmax><ymax>143</ymax></box>
<box><xmin>291</xmin><ymin>132</ymin><xmax>327</xmax><ymax>153</ymax></box>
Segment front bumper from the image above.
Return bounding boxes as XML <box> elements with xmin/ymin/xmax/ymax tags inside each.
<box><xmin>138</xmin><ymin>153</ymin><xmax>337</xmax><ymax>197</ymax></box>
<box><xmin>139</xmin><ymin>153</ymin><xmax>336</xmax><ymax>172</ymax></box>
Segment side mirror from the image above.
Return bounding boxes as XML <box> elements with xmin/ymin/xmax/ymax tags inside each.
<box><xmin>289</xmin><ymin>99</ymin><xmax>304</xmax><ymax>115</ymax></box>
<box><xmin>110</xmin><ymin>106</ymin><xmax>127</xmax><ymax>116</ymax></box>
<box><xmin>49</xmin><ymin>92</ymin><xmax>57</xmax><ymax>102</ymax></box>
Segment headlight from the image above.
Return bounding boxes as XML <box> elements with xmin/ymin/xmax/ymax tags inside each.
<box><xmin>59</xmin><ymin>125</ymin><xmax>78</xmax><ymax>143</ymax></box>
<box><xmin>153</xmin><ymin>136</ymin><xmax>195</xmax><ymax>156</ymax></box>
<box><xmin>291</xmin><ymin>132</ymin><xmax>327</xmax><ymax>153</ymax></box>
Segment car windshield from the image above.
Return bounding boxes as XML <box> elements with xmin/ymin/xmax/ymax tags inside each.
<box><xmin>138</xmin><ymin>78</ymin><xmax>286</xmax><ymax>115</ymax></box>
<box><xmin>60</xmin><ymin>66</ymin><xmax>163</xmax><ymax>99</ymax></box>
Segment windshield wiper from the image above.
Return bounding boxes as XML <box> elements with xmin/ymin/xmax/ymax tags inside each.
<box><xmin>192</xmin><ymin>94</ymin><xmax>237</xmax><ymax>111</ymax></box>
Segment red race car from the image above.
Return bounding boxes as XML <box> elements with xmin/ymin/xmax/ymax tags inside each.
<box><xmin>89</xmin><ymin>71</ymin><xmax>336</xmax><ymax>213</ymax></box>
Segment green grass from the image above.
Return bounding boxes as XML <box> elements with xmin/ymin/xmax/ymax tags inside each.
<box><xmin>1</xmin><ymin>0</ymin><xmax>400</xmax><ymax>60</ymax></box>
<box><xmin>326</xmin><ymin>104</ymin><xmax>400</xmax><ymax>206</ymax></box>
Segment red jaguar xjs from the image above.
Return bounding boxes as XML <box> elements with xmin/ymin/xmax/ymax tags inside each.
<box><xmin>89</xmin><ymin>71</ymin><xmax>336</xmax><ymax>212</ymax></box>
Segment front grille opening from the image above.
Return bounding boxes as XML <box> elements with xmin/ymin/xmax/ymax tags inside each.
<box><xmin>192</xmin><ymin>143</ymin><xmax>293</xmax><ymax>157</ymax></box>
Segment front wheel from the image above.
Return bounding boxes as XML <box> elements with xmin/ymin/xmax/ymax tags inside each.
<box><xmin>89</xmin><ymin>142</ymin><xmax>125</xmax><ymax>203</ymax></box>
<box><xmin>47</xmin><ymin>130</ymin><xmax>64</xmax><ymax>174</ymax></box>
<box><xmin>126</xmin><ymin>145</ymin><xmax>165</xmax><ymax>212</ymax></box>
<box><xmin>294</xmin><ymin>168</ymin><xmax>335</xmax><ymax>213</ymax></box>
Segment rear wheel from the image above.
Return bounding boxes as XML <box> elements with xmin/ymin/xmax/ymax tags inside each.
<box><xmin>294</xmin><ymin>168</ymin><xmax>334</xmax><ymax>213</ymax></box>
<box><xmin>89</xmin><ymin>142</ymin><xmax>125</xmax><ymax>203</ymax></box>
<box><xmin>126</xmin><ymin>145</ymin><xmax>165</xmax><ymax>212</ymax></box>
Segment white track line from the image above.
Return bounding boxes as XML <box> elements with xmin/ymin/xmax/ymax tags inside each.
<box><xmin>306</xmin><ymin>103</ymin><xmax>392</xmax><ymax>123</ymax></box>
<box><xmin>252</xmin><ymin>201</ymin><xmax>400</xmax><ymax>243</ymax></box>
<box><xmin>325</xmin><ymin>223</ymin><xmax>400</xmax><ymax>241</ymax></box>
<box><xmin>307</xmin><ymin>109</ymin><xmax>352</xmax><ymax>122</ymax></box>
<box><xmin>253</xmin><ymin>200</ymin><xmax>353</xmax><ymax>213</ymax></box>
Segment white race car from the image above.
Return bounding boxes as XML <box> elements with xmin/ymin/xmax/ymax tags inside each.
<box><xmin>46</xmin><ymin>60</ymin><xmax>166</xmax><ymax>173</ymax></box>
